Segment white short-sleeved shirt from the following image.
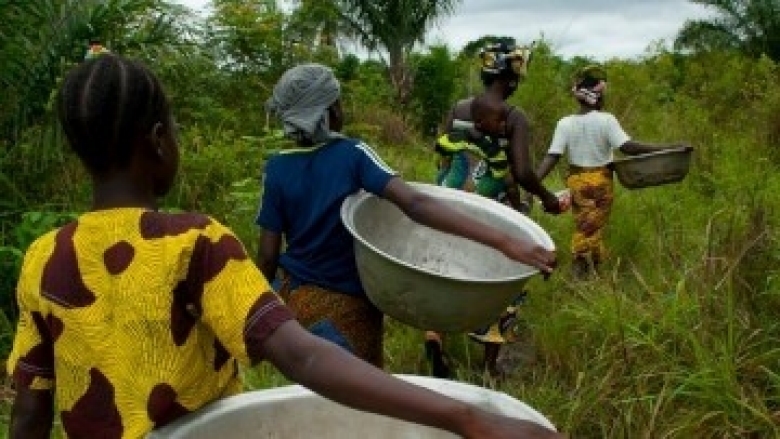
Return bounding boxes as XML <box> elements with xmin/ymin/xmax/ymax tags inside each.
<box><xmin>547</xmin><ymin>111</ymin><xmax>631</xmax><ymax>167</ymax></box>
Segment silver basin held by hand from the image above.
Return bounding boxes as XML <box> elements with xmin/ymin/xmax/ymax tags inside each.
<box><xmin>340</xmin><ymin>183</ymin><xmax>555</xmax><ymax>333</ymax></box>
<box><xmin>612</xmin><ymin>146</ymin><xmax>693</xmax><ymax>189</ymax></box>
<box><xmin>148</xmin><ymin>375</ymin><xmax>557</xmax><ymax>438</ymax></box>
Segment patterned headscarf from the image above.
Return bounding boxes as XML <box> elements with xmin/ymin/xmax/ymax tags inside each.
<box><xmin>266</xmin><ymin>63</ymin><xmax>343</xmax><ymax>144</ymax></box>
<box><xmin>573</xmin><ymin>65</ymin><xmax>608</xmax><ymax>106</ymax></box>
<box><xmin>479</xmin><ymin>42</ymin><xmax>533</xmax><ymax>79</ymax></box>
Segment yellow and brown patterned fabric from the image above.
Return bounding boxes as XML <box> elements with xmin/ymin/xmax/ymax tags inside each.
<box><xmin>7</xmin><ymin>208</ymin><xmax>294</xmax><ymax>438</ymax></box>
<box><xmin>276</xmin><ymin>275</ymin><xmax>384</xmax><ymax>368</ymax></box>
<box><xmin>566</xmin><ymin>166</ymin><xmax>615</xmax><ymax>263</ymax></box>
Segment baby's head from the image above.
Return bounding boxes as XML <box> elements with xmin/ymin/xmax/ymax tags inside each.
<box><xmin>471</xmin><ymin>94</ymin><xmax>510</xmax><ymax>138</ymax></box>
<box><xmin>58</xmin><ymin>54</ymin><xmax>179</xmax><ymax>197</ymax></box>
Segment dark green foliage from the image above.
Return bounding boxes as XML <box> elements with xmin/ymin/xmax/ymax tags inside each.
<box><xmin>330</xmin><ymin>0</ymin><xmax>462</xmax><ymax>102</ymax></box>
<box><xmin>410</xmin><ymin>46</ymin><xmax>458</xmax><ymax>137</ymax></box>
<box><xmin>336</xmin><ymin>54</ymin><xmax>361</xmax><ymax>81</ymax></box>
<box><xmin>0</xmin><ymin>0</ymin><xmax>188</xmax><ymax>144</ymax></box>
<box><xmin>676</xmin><ymin>0</ymin><xmax>780</xmax><ymax>61</ymax></box>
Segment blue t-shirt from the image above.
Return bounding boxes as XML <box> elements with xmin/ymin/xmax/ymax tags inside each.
<box><xmin>256</xmin><ymin>137</ymin><xmax>396</xmax><ymax>296</ymax></box>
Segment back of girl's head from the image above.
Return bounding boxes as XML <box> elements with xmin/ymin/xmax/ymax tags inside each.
<box><xmin>58</xmin><ymin>54</ymin><xmax>171</xmax><ymax>176</ymax></box>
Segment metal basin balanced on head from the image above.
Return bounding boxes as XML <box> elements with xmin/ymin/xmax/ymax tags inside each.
<box><xmin>148</xmin><ymin>375</ymin><xmax>557</xmax><ymax>438</ymax></box>
<box><xmin>340</xmin><ymin>183</ymin><xmax>555</xmax><ymax>333</ymax></box>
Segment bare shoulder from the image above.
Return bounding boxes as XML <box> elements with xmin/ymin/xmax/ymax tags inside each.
<box><xmin>507</xmin><ymin>104</ymin><xmax>529</xmax><ymax>120</ymax></box>
<box><xmin>506</xmin><ymin>106</ymin><xmax>530</xmax><ymax>130</ymax></box>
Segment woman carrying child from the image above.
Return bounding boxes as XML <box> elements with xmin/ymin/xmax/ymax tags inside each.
<box><xmin>427</xmin><ymin>43</ymin><xmax>565</xmax><ymax>379</ymax></box>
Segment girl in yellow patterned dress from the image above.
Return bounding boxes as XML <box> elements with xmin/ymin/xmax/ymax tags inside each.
<box><xmin>7</xmin><ymin>55</ymin><xmax>564</xmax><ymax>438</ymax></box>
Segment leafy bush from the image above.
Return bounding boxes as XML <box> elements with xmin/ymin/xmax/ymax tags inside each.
<box><xmin>410</xmin><ymin>45</ymin><xmax>458</xmax><ymax>137</ymax></box>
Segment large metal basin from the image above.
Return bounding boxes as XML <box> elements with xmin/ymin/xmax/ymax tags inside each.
<box><xmin>148</xmin><ymin>375</ymin><xmax>557</xmax><ymax>438</ymax></box>
<box><xmin>612</xmin><ymin>146</ymin><xmax>693</xmax><ymax>189</ymax></box>
<box><xmin>340</xmin><ymin>183</ymin><xmax>554</xmax><ymax>332</ymax></box>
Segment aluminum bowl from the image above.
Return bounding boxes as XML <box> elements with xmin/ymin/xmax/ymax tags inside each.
<box><xmin>612</xmin><ymin>146</ymin><xmax>693</xmax><ymax>189</ymax></box>
<box><xmin>148</xmin><ymin>375</ymin><xmax>557</xmax><ymax>438</ymax></box>
<box><xmin>340</xmin><ymin>183</ymin><xmax>554</xmax><ymax>332</ymax></box>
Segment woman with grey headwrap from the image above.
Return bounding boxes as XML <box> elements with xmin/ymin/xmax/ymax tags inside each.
<box><xmin>256</xmin><ymin>63</ymin><xmax>558</xmax><ymax>370</ymax></box>
<box><xmin>265</xmin><ymin>63</ymin><xmax>345</xmax><ymax>144</ymax></box>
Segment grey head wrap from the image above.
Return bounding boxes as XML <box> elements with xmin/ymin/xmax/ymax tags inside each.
<box><xmin>266</xmin><ymin>63</ymin><xmax>343</xmax><ymax>144</ymax></box>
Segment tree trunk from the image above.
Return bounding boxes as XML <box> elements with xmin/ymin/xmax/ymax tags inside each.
<box><xmin>388</xmin><ymin>47</ymin><xmax>411</xmax><ymax>105</ymax></box>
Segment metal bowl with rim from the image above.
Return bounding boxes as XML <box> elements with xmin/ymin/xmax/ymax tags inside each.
<box><xmin>148</xmin><ymin>375</ymin><xmax>557</xmax><ymax>438</ymax></box>
<box><xmin>340</xmin><ymin>183</ymin><xmax>554</xmax><ymax>332</ymax></box>
<box><xmin>612</xmin><ymin>146</ymin><xmax>693</xmax><ymax>189</ymax></box>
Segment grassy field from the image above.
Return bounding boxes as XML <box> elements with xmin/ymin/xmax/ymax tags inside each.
<box><xmin>204</xmin><ymin>129</ymin><xmax>780</xmax><ymax>438</ymax></box>
<box><xmin>1</xmin><ymin>122</ymin><xmax>778</xmax><ymax>438</ymax></box>
<box><xmin>1</xmin><ymin>50</ymin><xmax>779</xmax><ymax>437</ymax></box>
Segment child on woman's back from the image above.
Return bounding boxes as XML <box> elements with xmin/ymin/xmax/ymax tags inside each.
<box><xmin>427</xmin><ymin>94</ymin><xmax>562</xmax><ymax>378</ymax></box>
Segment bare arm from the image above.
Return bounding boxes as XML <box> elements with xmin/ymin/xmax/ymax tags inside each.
<box><xmin>10</xmin><ymin>388</ymin><xmax>54</xmax><ymax>439</ymax></box>
<box><xmin>503</xmin><ymin>183</ymin><xmax>527</xmax><ymax>212</ymax></box>
<box><xmin>383</xmin><ymin>178</ymin><xmax>555</xmax><ymax>273</ymax></box>
<box><xmin>536</xmin><ymin>154</ymin><xmax>561</xmax><ymax>181</ymax></box>
<box><xmin>262</xmin><ymin>320</ymin><xmax>563</xmax><ymax>439</ymax></box>
<box><xmin>505</xmin><ymin>111</ymin><xmax>561</xmax><ymax>214</ymax></box>
<box><xmin>501</xmin><ymin>173</ymin><xmax>530</xmax><ymax>213</ymax></box>
<box><xmin>258</xmin><ymin>230</ymin><xmax>282</xmax><ymax>281</ymax></box>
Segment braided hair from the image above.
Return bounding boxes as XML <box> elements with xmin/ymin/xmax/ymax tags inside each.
<box><xmin>57</xmin><ymin>54</ymin><xmax>172</xmax><ymax>176</ymax></box>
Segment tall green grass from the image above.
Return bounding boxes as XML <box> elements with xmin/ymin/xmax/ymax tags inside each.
<box><xmin>235</xmin><ymin>116</ymin><xmax>779</xmax><ymax>437</ymax></box>
<box><xmin>1</xmin><ymin>49</ymin><xmax>778</xmax><ymax>438</ymax></box>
